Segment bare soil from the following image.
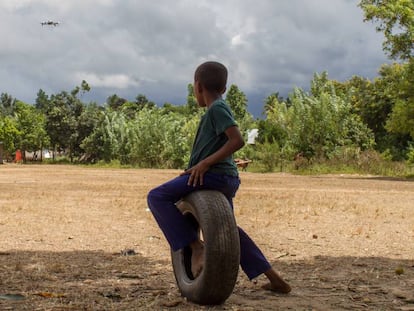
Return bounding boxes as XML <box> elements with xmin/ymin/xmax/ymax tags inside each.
<box><xmin>0</xmin><ymin>165</ymin><xmax>413</xmax><ymax>310</ymax></box>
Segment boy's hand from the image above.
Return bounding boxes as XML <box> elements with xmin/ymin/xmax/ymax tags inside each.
<box><xmin>180</xmin><ymin>160</ymin><xmax>210</xmax><ymax>187</ymax></box>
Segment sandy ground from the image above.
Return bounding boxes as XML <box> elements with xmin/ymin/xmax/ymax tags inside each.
<box><xmin>0</xmin><ymin>164</ymin><xmax>413</xmax><ymax>310</ymax></box>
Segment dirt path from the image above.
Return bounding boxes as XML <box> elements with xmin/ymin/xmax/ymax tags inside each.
<box><xmin>0</xmin><ymin>165</ymin><xmax>413</xmax><ymax>310</ymax></box>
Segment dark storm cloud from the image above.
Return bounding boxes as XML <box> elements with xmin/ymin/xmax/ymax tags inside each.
<box><xmin>0</xmin><ymin>0</ymin><xmax>388</xmax><ymax>115</ymax></box>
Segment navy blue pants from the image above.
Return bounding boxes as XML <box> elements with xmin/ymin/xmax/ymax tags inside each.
<box><xmin>147</xmin><ymin>172</ymin><xmax>271</xmax><ymax>280</ymax></box>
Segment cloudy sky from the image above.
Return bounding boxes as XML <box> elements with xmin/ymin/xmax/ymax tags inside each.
<box><xmin>1</xmin><ymin>0</ymin><xmax>389</xmax><ymax>116</ymax></box>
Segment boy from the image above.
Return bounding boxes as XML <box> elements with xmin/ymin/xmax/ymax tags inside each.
<box><xmin>147</xmin><ymin>61</ymin><xmax>291</xmax><ymax>294</ymax></box>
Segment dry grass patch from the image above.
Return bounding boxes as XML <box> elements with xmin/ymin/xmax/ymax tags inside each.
<box><xmin>0</xmin><ymin>165</ymin><xmax>413</xmax><ymax>310</ymax></box>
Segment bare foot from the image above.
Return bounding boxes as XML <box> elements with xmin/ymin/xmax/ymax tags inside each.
<box><xmin>261</xmin><ymin>282</ymin><xmax>291</xmax><ymax>294</ymax></box>
<box><xmin>262</xmin><ymin>268</ymin><xmax>292</xmax><ymax>294</ymax></box>
<box><xmin>190</xmin><ymin>240</ymin><xmax>204</xmax><ymax>278</ymax></box>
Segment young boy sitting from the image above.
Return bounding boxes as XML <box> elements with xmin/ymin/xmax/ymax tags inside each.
<box><xmin>147</xmin><ymin>61</ymin><xmax>291</xmax><ymax>294</ymax></box>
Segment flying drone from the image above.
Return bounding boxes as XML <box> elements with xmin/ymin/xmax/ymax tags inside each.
<box><xmin>41</xmin><ymin>20</ymin><xmax>59</xmax><ymax>26</ymax></box>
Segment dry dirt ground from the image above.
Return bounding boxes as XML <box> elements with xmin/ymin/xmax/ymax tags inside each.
<box><xmin>0</xmin><ymin>164</ymin><xmax>413</xmax><ymax>311</ymax></box>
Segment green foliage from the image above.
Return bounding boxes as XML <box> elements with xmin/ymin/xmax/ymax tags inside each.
<box><xmin>260</xmin><ymin>96</ymin><xmax>289</xmax><ymax>145</ymax></box>
<box><xmin>90</xmin><ymin>110</ymin><xmax>129</xmax><ymax>163</ymax></box>
<box><xmin>294</xmin><ymin>148</ymin><xmax>409</xmax><ymax>177</ymax></box>
<box><xmin>407</xmin><ymin>144</ymin><xmax>414</xmax><ymax>164</ymax></box>
<box><xmin>234</xmin><ymin>144</ymin><xmax>255</xmax><ymax>162</ymax></box>
<box><xmin>43</xmin><ymin>92</ymin><xmax>79</xmax><ymax>153</ymax></box>
<box><xmin>37</xmin><ymin>82</ymin><xmax>99</xmax><ymax>161</ymax></box>
<box><xmin>0</xmin><ymin>99</ymin><xmax>49</xmax><ymax>161</ymax></box>
<box><xmin>14</xmin><ymin>101</ymin><xmax>49</xmax><ymax>154</ymax></box>
<box><xmin>380</xmin><ymin>149</ymin><xmax>393</xmax><ymax>161</ymax></box>
<box><xmin>93</xmin><ymin>159</ymin><xmax>131</xmax><ymax>168</ymax></box>
<box><xmin>186</xmin><ymin>84</ymin><xmax>198</xmax><ymax>114</ymax></box>
<box><xmin>35</xmin><ymin>89</ymin><xmax>49</xmax><ymax>112</ymax></box>
<box><xmin>81</xmin><ymin>107</ymin><xmax>200</xmax><ymax>168</ymax></box>
<box><xmin>255</xmin><ymin>140</ymin><xmax>280</xmax><ymax>172</ymax></box>
<box><xmin>225</xmin><ymin>84</ymin><xmax>249</xmax><ymax>122</ymax></box>
<box><xmin>176</xmin><ymin>110</ymin><xmax>202</xmax><ymax>166</ymax></box>
<box><xmin>357</xmin><ymin>150</ymin><xmax>408</xmax><ymax>176</ymax></box>
<box><xmin>263</xmin><ymin>92</ymin><xmax>284</xmax><ymax>116</ymax></box>
<box><xmin>135</xmin><ymin>94</ymin><xmax>156</xmax><ymax>110</ymax></box>
<box><xmin>106</xmin><ymin>94</ymin><xmax>127</xmax><ymax>110</ymax></box>
<box><xmin>255</xmin><ymin>140</ymin><xmax>293</xmax><ymax>172</ymax></box>
<box><xmin>346</xmin><ymin>74</ymin><xmax>391</xmax><ymax>147</ymax></box>
<box><xmin>1</xmin><ymin>67</ymin><xmax>411</xmax><ymax>175</ymax></box>
<box><xmin>107</xmin><ymin>94</ymin><xmax>156</xmax><ymax>120</ymax></box>
<box><xmin>128</xmin><ymin>108</ymin><xmax>173</xmax><ymax>167</ymax></box>
<box><xmin>0</xmin><ymin>93</ymin><xmax>17</xmax><ymax>116</ymax></box>
<box><xmin>162</xmin><ymin>102</ymin><xmax>188</xmax><ymax>114</ymax></box>
<box><xmin>385</xmin><ymin>59</ymin><xmax>414</xmax><ymax>140</ymax></box>
<box><xmin>2</xmin><ymin>2</ymin><xmax>414</xmax><ymax>173</ymax></box>
<box><xmin>338</xmin><ymin>61</ymin><xmax>414</xmax><ymax>159</ymax></box>
<box><xmin>359</xmin><ymin>0</ymin><xmax>414</xmax><ymax>60</ymax></box>
<box><xmin>259</xmin><ymin>73</ymin><xmax>375</xmax><ymax>170</ymax></box>
<box><xmin>357</xmin><ymin>0</ymin><xmax>414</xmax><ymax>160</ymax></box>
<box><xmin>295</xmin><ymin>79</ymin><xmax>372</xmax><ymax>157</ymax></box>
<box><xmin>126</xmin><ymin>108</ymin><xmax>199</xmax><ymax>168</ymax></box>
<box><xmin>386</xmin><ymin>99</ymin><xmax>414</xmax><ymax>138</ymax></box>
<box><xmin>0</xmin><ymin>115</ymin><xmax>20</xmax><ymax>157</ymax></box>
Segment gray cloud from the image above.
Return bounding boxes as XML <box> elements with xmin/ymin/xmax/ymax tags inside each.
<box><xmin>0</xmin><ymin>0</ymin><xmax>388</xmax><ymax>116</ymax></box>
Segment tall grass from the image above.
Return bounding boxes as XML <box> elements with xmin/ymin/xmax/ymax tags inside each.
<box><xmin>29</xmin><ymin>148</ymin><xmax>414</xmax><ymax>178</ymax></box>
<box><xmin>291</xmin><ymin>149</ymin><xmax>412</xmax><ymax>177</ymax></box>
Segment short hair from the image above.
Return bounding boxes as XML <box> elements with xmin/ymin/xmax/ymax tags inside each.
<box><xmin>194</xmin><ymin>61</ymin><xmax>228</xmax><ymax>93</ymax></box>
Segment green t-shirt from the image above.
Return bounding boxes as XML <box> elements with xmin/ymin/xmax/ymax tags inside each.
<box><xmin>188</xmin><ymin>99</ymin><xmax>239</xmax><ymax>176</ymax></box>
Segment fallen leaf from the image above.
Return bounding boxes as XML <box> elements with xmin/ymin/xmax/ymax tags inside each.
<box><xmin>35</xmin><ymin>292</ymin><xmax>66</xmax><ymax>298</ymax></box>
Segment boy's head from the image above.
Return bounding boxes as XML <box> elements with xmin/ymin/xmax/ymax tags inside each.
<box><xmin>194</xmin><ymin>61</ymin><xmax>228</xmax><ymax>95</ymax></box>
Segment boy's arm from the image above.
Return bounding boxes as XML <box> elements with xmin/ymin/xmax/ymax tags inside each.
<box><xmin>181</xmin><ymin>125</ymin><xmax>245</xmax><ymax>187</ymax></box>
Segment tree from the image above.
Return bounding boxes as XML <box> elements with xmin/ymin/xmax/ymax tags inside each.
<box><xmin>81</xmin><ymin>80</ymin><xmax>91</xmax><ymax>93</ymax></box>
<box><xmin>44</xmin><ymin>92</ymin><xmax>77</xmax><ymax>158</ymax></box>
<box><xmin>385</xmin><ymin>60</ymin><xmax>414</xmax><ymax>139</ymax></box>
<box><xmin>162</xmin><ymin>102</ymin><xmax>188</xmax><ymax>115</ymax></box>
<box><xmin>35</xmin><ymin>89</ymin><xmax>49</xmax><ymax>112</ymax></box>
<box><xmin>334</xmin><ymin>65</ymin><xmax>412</xmax><ymax>159</ymax></box>
<box><xmin>81</xmin><ymin>106</ymin><xmax>200</xmax><ymax>168</ymax></box>
<box><xmin>386</xmin><ymin>99</ymin><xmax>414</xmax><ymax>138</ymax></box>
<box><xmin>310</xmin><ymin>72</ymin><xmax>335</xmax><ymax>97</ymax></box>
<box><xmin>359</xmin><ymin>0</ymin><xmax>414</xmax><ymax>60</ymax></box>
<box><xmin>358</xmin><ymin>0</ymin><xmax>414</xmax><ymax>157</ymax></box>
<box><xmin>119</xmin><ymin>94</ymin><xmax>156</xmax><ymax>119</ymax></box>
<box><xmin>225</xmin><ymin>84</ymin><xmax>248</xmax><ymax>121</ymax></box>
<box><xmin>76</xmin><ymin>102</ymin><xmax>102</xmax><ymax>156</ymax></box>
<box><xmin>70</xmin><ymin>80</ymin><xmax>91</xmax><ymax>98</ymax></box>
<box><xmin>0</xmin><ymin>93</ymin><xmax>17</xmax><ymax>116</ymax></box>
<box><xmin>135</xmin><ymin>94</ymin><xmax>156</xmax><ymax>110</ymax></box>
<box><xmin>81</xmin><ymin>110</ymin><xmax>126</xmax><ymax>163</ymax></box>
<box><xmin>186</xmin><ymin>84</ymin><xmax>198</xmax><ymax>114</ymax></box>
<box><xmin>106</xmin><ymin>94</ymin><xmax>127</xmax><ymax>110</ymax></box>
<box><xmin>263</xmin><ymin>92</ymin><xmax>284</xmax><ymax>116</ymax></box>
<box><xmin>346</xmin><ymin>70</ymin><xmax>394</xmax><ymax>150</ymax></box>
<box><xmin>0</xmin><ymin>115</ymin><xmax>20</xmax><ymax>159</ymax></box>
<box><xmin>41</xmin><ymin>83</ymin><xmax>92</xmax><ymax>161</ymax></box>
<box><xmin>14</xmin><ymin>101</ymin><xmax>49</xmax><ymax>161</ymax></box>
<box><xmin>128</xmin><ymin>108</ymin><xmax>181</xmax><ymax>167</ymax></box>
<box><xmin>263</xmin><ymin>73</ymin><xmax>375</xmax><ymax>161</ymax></box>
<box><xmin>1</xmin><ymin>96</ymin><xmax>49</xmax><ymax>161</ymax></box>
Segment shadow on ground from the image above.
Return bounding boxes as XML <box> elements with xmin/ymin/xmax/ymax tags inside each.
<box><xmin>0</xmin><ymin>251</ymin><xmax>413</xmax><ymax>310</ymax></box>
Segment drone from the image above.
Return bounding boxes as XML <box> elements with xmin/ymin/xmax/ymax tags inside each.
<box><xmin>41</xmin><ymin>20</ymin><xmax>59</xmax><ymax>26</ymax></box>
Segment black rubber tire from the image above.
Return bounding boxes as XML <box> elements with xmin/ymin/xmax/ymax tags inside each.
<box><xmin>171</xmin><ymin>190</ymin><xmax>240</xmax><ymax>305</ymax></box>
